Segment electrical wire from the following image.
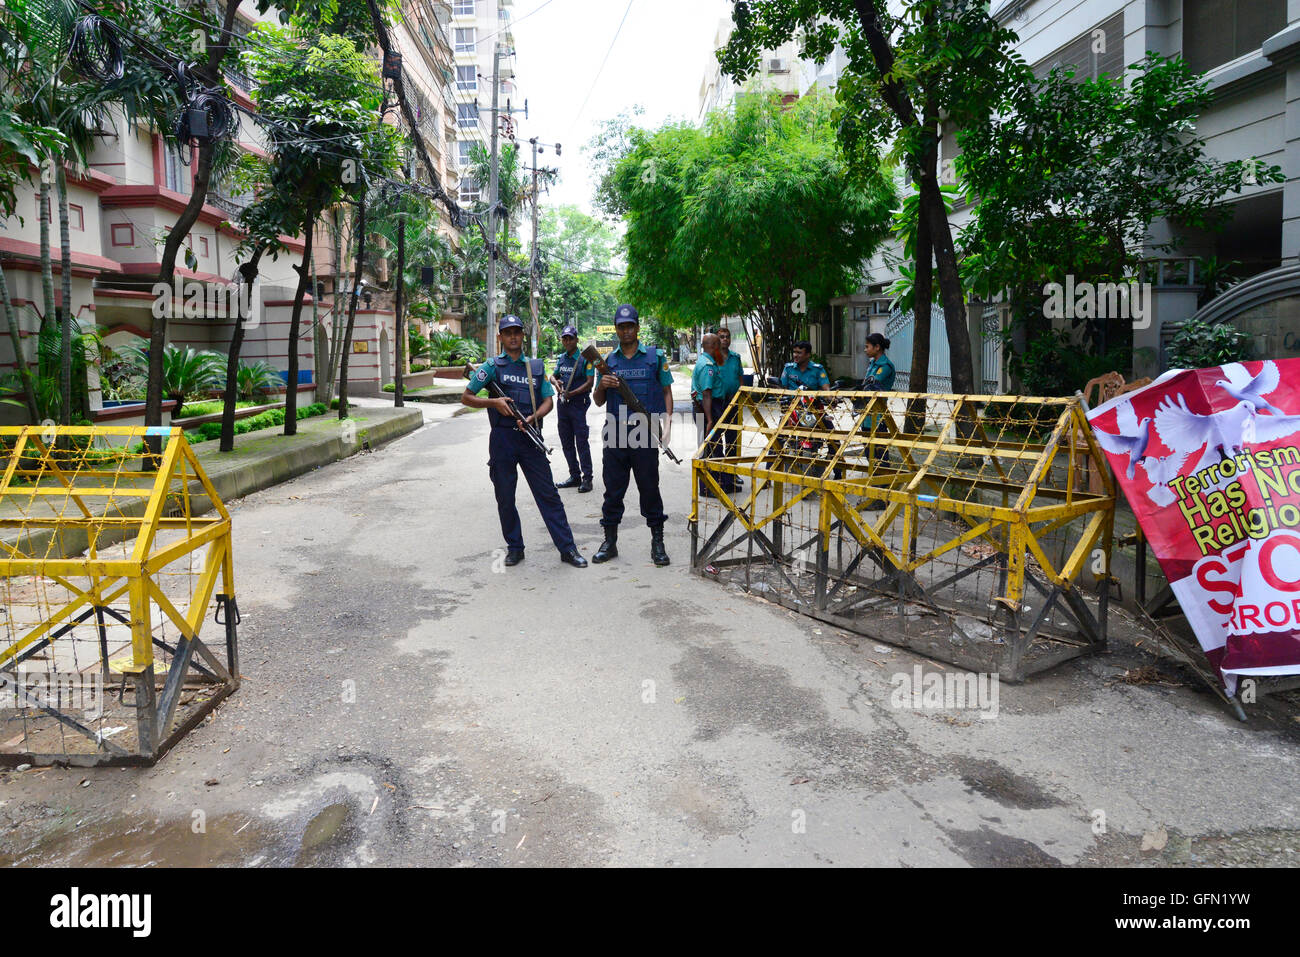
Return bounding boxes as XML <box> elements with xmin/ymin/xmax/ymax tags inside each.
<box><xmin>568</xmin><ymin>0</ymin><xmax>634</xmax><ymax>133</ymax></box>
<box><xmin>68</xmin><ymin>13</ymin><xmax>124</xmax><ymax>81</ymax></box>
<box><xmin>476</xmin><ymin>0</ymin><xmax>561</xmax><ymax>47</ymax></box>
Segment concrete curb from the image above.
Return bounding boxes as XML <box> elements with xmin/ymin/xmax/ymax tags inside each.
<box><xmin>190</xmin><ymin>408</ymin><xmax>423</xmax><ymax>509</ymax></box>
<box><xmin>1</xmin><ymin>408</ymin><xmax>424</xmax><ymax>559</ymax></box>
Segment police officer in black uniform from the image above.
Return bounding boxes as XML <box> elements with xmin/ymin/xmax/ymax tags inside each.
<box><xmin>551</xmin><ymin>324</ymin><xmax>594</xmax><ymax>493</ymax></box>
<box><xmin>591</xmin><ymin>305</ymin><xmax>675</xmax><ymax>567</ymax></box>
<box><xmin>462</xmin><ymin>315</ymin><xmax>587</xmax><ymax>568</ymax></box>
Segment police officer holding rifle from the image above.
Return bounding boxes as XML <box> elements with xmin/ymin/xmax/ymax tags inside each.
<box><xmin>551</xmin><ymin>324</ymin><xmax>594</xmax><ymax>493</ymax></box>
<box><xmin>462</xmin><ymin>315</ymin><xmax>587</xmax><ymax>568</ymax></box>
<box><xmin>588</xmin><ymin>304</ymin><xmax>675</xmax><ymax>567</ymax></box>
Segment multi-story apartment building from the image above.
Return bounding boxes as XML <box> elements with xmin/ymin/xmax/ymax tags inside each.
<box><xmin>697</xmin><ymin>17</ymin><xmax>802</xmax><ymax>123</ymax></box>
<box><xmin>450</xmin><ymin>0</ymin><xmax>517</xmax><ymax>206</ymax></box>
<box><xmin>0</xmin><ymin>0</ymin><xmax>466</xmax><ymax>421</ymax></box>
<box><xmin>696</xmin><ymin>0</ymin><xmax>1300</xmax><ymax>391</ymax></box>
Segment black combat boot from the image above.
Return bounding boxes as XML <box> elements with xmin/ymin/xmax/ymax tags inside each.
<box><xmin>650</xmin><ymin>527</ymin><xmax>670</xmax><ymax>567</ymax></box>
<box><xmin>556</xmin><ymin>475</ymin><xmax>581</xmax><ymax>489</ymax></box>
<box><xmin>592</xmin><ymin>527</ymin><xmax>618</xmax><ymax>563</ymax></box>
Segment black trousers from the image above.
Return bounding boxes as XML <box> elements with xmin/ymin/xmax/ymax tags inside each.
<box><xmin>556</xmin><ymin>398</ymin><xmax>592</xmax><ymax>481</ymax></box>
<box><xmin>489</xmin><ymin>427</ymin><xmax>575</xmax><ymax>553</ymax></box>
<box><xmin>600</xmin><ymin>444</ymin><xmax>665</xmax><ymax>529</ymax></box>
<box><xmin>694</xmin><ymin>401</ymin><xmax>736</xmax><ymax>494</ymax></box>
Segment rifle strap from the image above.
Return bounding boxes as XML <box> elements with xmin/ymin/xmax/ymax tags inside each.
<box><xmin>525</xmin><ymin>355</ymin><xmax>540</xmax><ymax>422</ymax></box>
<box><xmin>562</xmin><ymin>351</ymin><xmax>580</xmax><ymax>397</ymax></box>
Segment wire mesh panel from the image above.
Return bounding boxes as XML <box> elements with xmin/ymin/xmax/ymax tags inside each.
<box><xmin>0</xmin><ymin>426</ymin><xmax>239</xmax><ymax>766</ymax></box>
<box><xmin>689</xmin><ymin>387</ymin><xmax>1116</xmax><ymax>681</ymax></box>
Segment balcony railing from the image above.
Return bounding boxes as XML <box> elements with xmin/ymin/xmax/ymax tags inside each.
<box><xmin>209</xmin><ymin>190</ymin><xmax>250</xmax><ymax>218</ymax></box>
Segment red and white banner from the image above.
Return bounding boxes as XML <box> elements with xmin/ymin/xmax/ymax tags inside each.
<box><xmin>1087</xmin><ymin>359</ymin><xmax>1300</xmax><ymax>689</ymax></box>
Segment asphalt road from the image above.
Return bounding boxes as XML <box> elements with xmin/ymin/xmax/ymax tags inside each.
<box><xmin>2</xmin><ymin>395</ymin><xmax>1299</xmax><ymax>867</ymax></box>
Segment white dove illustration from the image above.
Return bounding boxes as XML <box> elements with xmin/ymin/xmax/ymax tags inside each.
<box><xmin>1216</xmin><ymin>361</ymin><xmax>1285</xmax><ymax>415</ymax></box>
<box><xmin>1139</xmin><ymin>450</ymin><xmax>1188</xmax><ymax>506</ymax></box>
<box><xmin>1092</xmin><ymin>398</ymin><xmax>1151</xmax><ymax>479</ymax></box>
<box><xmin>1154</xmin><ymin>393</ymin><xmax>1300</xmax><ymax>479</ymax></box>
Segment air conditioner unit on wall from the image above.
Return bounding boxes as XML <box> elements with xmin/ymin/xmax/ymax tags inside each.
<box><xmin>767</xmin><ymin>58</ymin><xmax>789</xmax><ymax>73</ymax></box>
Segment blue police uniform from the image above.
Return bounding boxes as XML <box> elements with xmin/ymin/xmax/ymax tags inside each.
<box><xmin>468</xmin><ymin>350</ymin><xmax>577</xmax><ymax>556</ymax></box>
<box><xmin>553</xmin><ymin>346</ymin><xmax>594</xmax><ymax>484</ymax></box>
<box><xmin>601</xmin><ymin>340</ymin><xmax>672</xmax><ymax>530</ymax></box>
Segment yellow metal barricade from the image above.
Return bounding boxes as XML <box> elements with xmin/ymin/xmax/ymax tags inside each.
<box><xmin>689</xmin><ymin>387</ymin><xmax>1115</xmax><ymax>681</ymax></box>
<box><xmin>0</xmin><ymin>426</ymin><xmax>239</xmax><ymax>765</ymax></box>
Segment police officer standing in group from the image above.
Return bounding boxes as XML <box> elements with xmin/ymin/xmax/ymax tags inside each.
<box><xmin>592</xmin><ymin>304</ymin><xmax>675</xmax><ymax>567</ymax></box>
<box><xmin>714</xmin><ymin>325</ymin><xmax>744</xmax><ymax>485</ymax></box>
<box><xmin>551</xmin><ymin>324</ymin><xmax>594</xmax><ymax>493</ymax></box>
<box><xmin>692</xmin><ymin>332</ymin><xmax>734</xmax><ymax>498</ymax></box>
<box><xmin>462</xmin><ymin>314</ymin><xmax>587</xmax><ymax>568</ymax></box>
<box><xmin>780</xmin><ymin>340</ymin><xmax>831</xmax><ymax>391</ymax></box>
<box><xmin>858</xmin><ymin>331</ymin><xmax>897</xmax><ymax>507</ymax></box>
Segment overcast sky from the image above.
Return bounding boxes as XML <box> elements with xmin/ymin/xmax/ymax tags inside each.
<box><xmin>507</xmin><ymin>0</ymin><xmax>732</xmax><ymax>217</ymax></box>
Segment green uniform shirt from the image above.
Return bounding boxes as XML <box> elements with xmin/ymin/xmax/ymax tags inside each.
<box><xmin>718</xmin><ymin>349</ymin><xmax>743</xmax><ymax>396</ymax></box>
<box><xmin>468</xmin><ymin>353</ymin><xmax>556</xmax><ymax>398</ymax></box>
<box><xmin>863</xmin><ymin>355</ymin><xmax>896</xmax><ymax>392</ymax></box>
<box><xmin>780</xmin><ymin>361</ymin><xmax>830</xmax><ymax>390</ymax></box>
<box><xmin>691</xmin><ymin>353</ymin><xmax>724</xmax><ymax>401</ymax></box>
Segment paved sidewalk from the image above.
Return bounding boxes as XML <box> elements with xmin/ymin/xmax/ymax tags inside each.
<box><xmin>0</xmin><ymin>406</ymin><xmax>424</xmax><ymax>557</ymax></box>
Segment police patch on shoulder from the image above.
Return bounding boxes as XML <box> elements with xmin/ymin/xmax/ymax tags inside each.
<box><xmin>475</xmin><ymin>369</ymin><xmax>487</xmax><ymax>381</ymax></box>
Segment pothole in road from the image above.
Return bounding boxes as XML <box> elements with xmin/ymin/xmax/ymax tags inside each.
<box><xmin>0</xmin><ymin>759</ymin><xmax>411</xmax><ymax>867</ymax></box>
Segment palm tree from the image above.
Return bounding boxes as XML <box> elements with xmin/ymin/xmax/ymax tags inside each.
<box><xmin>119</xmin><ymin>344</ymin><xmax>224</xmax><ymax>413</ymax></box>
<box><xmin>236</xmin><ymin>360</ymin><xmax>283</xmax><ymax>402</ymax></box>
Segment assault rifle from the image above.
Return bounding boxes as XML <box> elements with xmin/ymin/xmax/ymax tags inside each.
<box><xmin>582</xmin><ymin>344</ymin><xmax>681</xmax><ymax>464</ymax></box>
<box><xmin>463</xmin><ymin>363</ymin><xmax>551</xmax><ymax>455</ymax></box>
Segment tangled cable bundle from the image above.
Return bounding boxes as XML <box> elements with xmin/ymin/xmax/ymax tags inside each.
<box><xmin>178</xmin><ymin>87</ymin><xmax>235</xmax><ymax>143</ymax></box>
<box><xmin>69</xmin><ymin>14</ymin><xmax>124</xmax><ymax>82</ymax></box>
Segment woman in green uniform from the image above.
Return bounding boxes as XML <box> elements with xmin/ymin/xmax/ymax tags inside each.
<box><xmin>860</xmin><ymin>334</ymin><xmax>896</xmax><ymax>485</ymax></box>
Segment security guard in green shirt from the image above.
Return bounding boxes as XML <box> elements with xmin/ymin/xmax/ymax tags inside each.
<box><xmin>715</xmin><ymin>326</ymin><xmax>744</xmax><ymax>482</ymax></box>
<box><xmin>780</xmin><ymin>341</ymin><xmax>831</xmax><ymax>391</ymax></box>
<box><xmin>859</xmin><ymin>332</ymin><xmax>896</xmax><ymax>501</ymax></box>
<box><xmin>691</xmin><ymin>333</ymin><xmax>734</xmax><ymax>496</ymax></box>
<box><xmin>861</xmin><ymin>332</ymin><xmax>896</xmax><ymax>392</ymax></box>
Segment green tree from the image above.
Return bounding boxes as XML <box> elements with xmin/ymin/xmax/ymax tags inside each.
<box><xmin>240</xmin><ymin>25</ymin><xmax>400</xmax><ymax>433</ymax></box>
<box><xmin>718</xmin><ymin>0</ymin><xmax>1025</xmax><ymax>394</ymax></box>
<box><xmin>957</xmin><ymin>54</ymin><xmax>1283</xmax><ymax>391</ymax></box>
<box><xmin>607</xmin><ymin>91</ymin><xmax>894</xmax><ymax>375</ymax></box>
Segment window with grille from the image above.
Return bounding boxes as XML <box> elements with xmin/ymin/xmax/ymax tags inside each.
<box><xmin>1183</xmin><ymin>0</ymin><xmax>1285</xmax><ymax>74</ymax></box>
<box><xmin>460</xmin><ymin>177</ymin><xmax>480</xmax><ymax>204</ymax></box>
<box><xmin>457</xmin><ymin>65</ymin><xmax>477</xmax><ymax>91</ymax></box>
<box><xmin>458</xmin><ymin>141</ymin><xmax>474</xmax><ymax>167</ymax></box>
<box><xmin>457</xmin><ymin>103</ymin><xmax>479</xmax><ymax>129</ymax></box>
<box><xmin>453</xmin><ymin>0</ymin><xmax>474</xmax><ymax>15</ymax></box>
<box><xmin>1033</xmin><ymin>12</ymin><xmax>1126</xmax><ymax>82</ymax></box>
<box><xmin>455</xmin><ymin>27</ymin><xmax>475</xmax><ymax>53</ymax></box>
<box><xmin>163</xmin><ymin>145</ymin><xmax>191</xmax><ymax>195</ymax></box>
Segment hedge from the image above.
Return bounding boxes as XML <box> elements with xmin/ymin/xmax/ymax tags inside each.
<box><xmin>183</xmin><ymin>402</ymin><xmax>328</xmax><ymax>444</ymax></box>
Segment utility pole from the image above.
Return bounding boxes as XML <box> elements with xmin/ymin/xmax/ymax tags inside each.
<box><xmin>525</xmin><ymin>136</ymin><xmax>560</xmax><ymax>357</ymax></box>
<box><xmin>485</xmin><ymin>42</ymin><xmax>502</xmax><ymax>357</ymax></box>
<box><xmin>529</xmin><ymin>136</ymin><xmax>540</xmax><ymax>357</ymax></box>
